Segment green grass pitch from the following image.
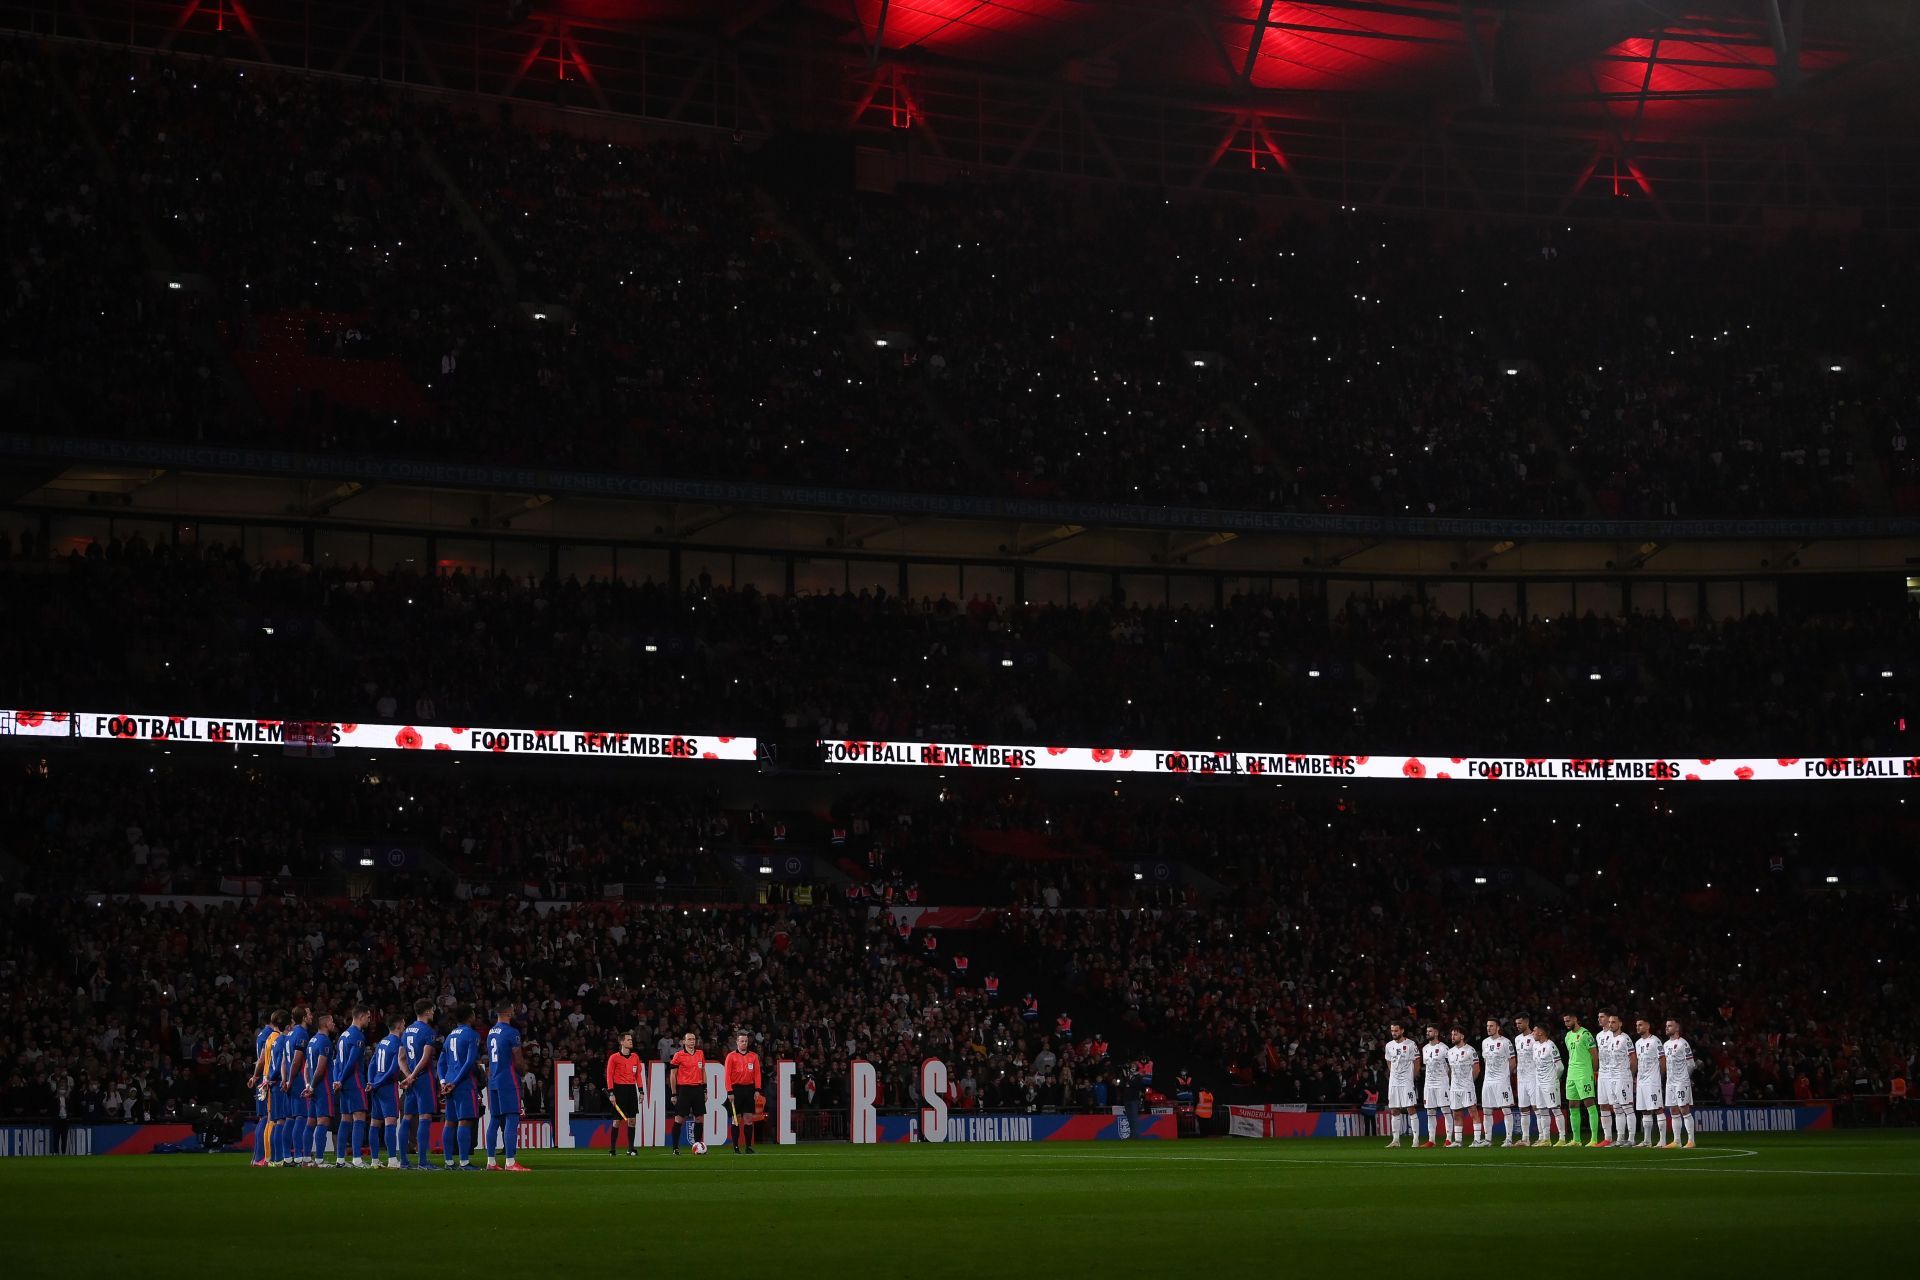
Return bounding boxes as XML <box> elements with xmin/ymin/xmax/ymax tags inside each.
<box><xmin>7</xmin><ymin>1135</ymin><xmax>1915</xmax><ymax>1275</ymax></box>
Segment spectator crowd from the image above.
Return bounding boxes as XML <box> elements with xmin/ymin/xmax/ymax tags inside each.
<box><xmin>3</xmin><ymin>543</ymin><xmax>1914</xmax><ymax>758</ymax></box>
<box><xmin>7</xmin><ymin>43</ymin><xmax>1919</xmax><ymax>518</ymax></box>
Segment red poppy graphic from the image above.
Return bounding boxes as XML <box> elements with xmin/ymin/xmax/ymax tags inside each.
<box><xmin>1776</xmin><ymin>758</ymin><xmax>1799</xmax><ymax>767</ymax></box>
<box><xmin>702</xmin><ymin>752</ymin><xmax>718</xmax><ymax>760</ymax></box>
<box><xmin>1436</xmin><ymin>771</ymin><xmax>1452</xmax><ymax>780</ymax></box>
<box><xmin>1090</xmin><ymin>748</ymin><xmax>1115</xmax><ymax>764</ymax></box>
<box><xmin>1248</xmin><ymin>759</ymin><xmax>1265</xmax><ymax>774</ymax></box>
<box><xmin>1684</xmin><ymin>773</ymin><xmax>1700</xmax><ymax>782</ymax></box>
<box><xmin>395</xmin><ymin>727</ymin><xmax>423</xmax><ymax>750</ymax></box>
<box><xmin>434</xmin><ymin>743</ymin><xmax>450</xmax><ymax>751</ymax></box>
<box><xmin>1402</xmin><ymin>758</ymin><xmax>1426</xmax><ymax>779</ymax></box>
<box><xmin>1734</xmin><ymin>766</ymin><xmax>1755</xmax><ymax>781</ymax></box>
<box><xmin>1046</xmin><ymin>746</ymin><xmax>1068</xmax><ymax>756</ymax></box>
<box><xmin>14</xmin><ymin>710</ymin><xmax>44</xmax><ymax>729</ymax></box>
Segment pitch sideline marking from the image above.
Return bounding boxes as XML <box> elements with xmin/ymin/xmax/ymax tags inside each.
<box><xmin>1021</xmin><ymin>1148</ymin><xmax>1910</xmax><ymax>1176</ymax></box>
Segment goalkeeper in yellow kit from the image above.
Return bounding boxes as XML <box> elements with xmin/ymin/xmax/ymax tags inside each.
<box><xmin>1561</xmin><ymin>1012</ymin><xmax>1601</xmax><ymax>1146</ymax></box>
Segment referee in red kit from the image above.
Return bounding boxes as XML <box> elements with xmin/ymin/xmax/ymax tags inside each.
<box><xmin>668</xmin><ymin>1031</ymin><xmax>705</xmax><ymax>1154</ymax></box>
<box><xmin>605</xmin><ymin>1032</ymin><xmax>643</xmax><ymax>1156</ymax></box>
<box><xmin>724</xmin><ymin>1032</ymin><xmax>762</xmax><ymax>1154</ymax></box>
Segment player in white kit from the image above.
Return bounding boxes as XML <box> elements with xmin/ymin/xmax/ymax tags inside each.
<box><xmin>1382</xmin><ymin>1022</ymin><xmax>1420</xmax><ymax>1148</ymax></box>
<box><xmin>1631</xmin><ymin>1016</ymin><xmax>1666</xmax><ymax>1148</ymax></box>
<box><xmin>1661</xmin><ymin>1018</ymin><xmax>1699</xmax><ymax>1148</ymax></box>
<box><xmin>1480</xmin><ymin>1018</ymin><xmax>1518</xmax><ymax>1146</ymax></box>
<box><xmin>1594</xmin><ymin>1010</ymin><xmax>1634</xmax><ymax>1147</ymax></box>
<box><xmin>1527</xmin><ymin>1024</ymin><xmax>1569</xmax><ymax>1144</ymax></box>
<box><xmin>1444</xmin><ymin>1028</ymin><xmax>1482</xmax><ymax>1147</ymax></box>
<box><xmin>1510</xmin><ymin>1014</ymin><xmax>1538</xmax><ymax>1144</ymax></box>
<box><xmin>1420</xmin><ymin>1024</ymin><xmax>1450</xmax><ymax>1147</ymax></box>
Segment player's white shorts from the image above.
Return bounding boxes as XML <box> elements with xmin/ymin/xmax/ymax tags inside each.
<box><xmin>1535</xmin><ymin>1081</ymin><xmax>1563</xmax><ymax>1109</ymax></box>
<box><xmin>1447</xmin><ymin>1084</ymin><xmax>1476</xmax><ymax>1112</ymax></box>
<box><xmin>1481</xmin><ymin>1078</ymin><xmax>1514</xmax><ymax>1110</ymax></box>
<box><xmin>1635</xmin><ymin>1078</ymin><xmax>1663</xmax><ymax>1111</ymax></box>
<box><xmin>1664</xmin><ymin>1079</ymin><xmax>1693</xmax><ymax>1109</ymax></box>
<box><xmin>1387</xmin><ymin>1083</ymin><xmax>1417</xmax><ymax>1110</ymax></box>
<box><xmin>1600</xmin><ymin>1074</ymin><xmax>1632</xmax><ymax>1108</ymax></box>
<box><xmin>1423</xmin><ymin>1083</ymin><xmax>1450</xmax><ymax>1109</ymax></box>
<box><xmin>1517</xmin><ymin>1075</ymin><xmax>1538</xmax><ymax>1109</ymax></box>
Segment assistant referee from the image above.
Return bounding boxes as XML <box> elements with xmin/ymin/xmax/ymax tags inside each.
<box><xmin>605</xmin><ymin>1032</ymin><xmax>643</xmax><ymax>1156</ymax></box>
<box><xmin>724</xmin><ymin>1031</ymin><xmax>762</xmax><ymax>1154</ymax></box>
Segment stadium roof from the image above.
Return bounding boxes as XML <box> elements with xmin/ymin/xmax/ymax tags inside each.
<box><xmin>535</xmin><ymin>0</ymin><xmax>1920</xmax><ymax>136</ymax></box>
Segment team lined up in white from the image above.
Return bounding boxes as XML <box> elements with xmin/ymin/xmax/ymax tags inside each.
<box><xmin>1381</xmin><ymin>1011</ymin><xmax>1699</xmax><ymax>1150</ymax></box>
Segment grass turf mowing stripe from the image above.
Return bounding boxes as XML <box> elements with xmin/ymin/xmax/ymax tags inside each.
<box><xmin>4</xmin><ymin>1132</ymin><xmax>1913</xmax><ymax>1275</ymax></box>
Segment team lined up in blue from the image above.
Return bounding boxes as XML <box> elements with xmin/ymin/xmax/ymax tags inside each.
<box><xmin>250</xmin><ymin>1000</ymin><xmax>528</xmax><ymax>1172</ymax></box>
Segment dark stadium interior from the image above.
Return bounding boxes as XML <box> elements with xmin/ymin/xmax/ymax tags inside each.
<box><xmin>0</xmin><ymin>3</ymin><xmax>1917</xmax><ymax>1235</ymax></box>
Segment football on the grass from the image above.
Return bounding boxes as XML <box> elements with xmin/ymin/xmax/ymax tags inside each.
<box><xmin>691</xmin><ymin>1141</ymin><xmax>707</xmax><ymax>1155</ymax></box>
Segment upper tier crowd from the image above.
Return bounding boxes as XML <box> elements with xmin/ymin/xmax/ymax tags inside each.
<box><xmin>3</xmin><ymin>544</ymin><xmax>1914</xmax><ymax>757</ymax></box>
<box><xmin>6</xmin><ymin>44</ymin><xmax>1918</xmax><ymax>517</ymax></box>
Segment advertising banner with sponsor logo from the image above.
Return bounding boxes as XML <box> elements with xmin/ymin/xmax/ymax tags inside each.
<box><xmin>1227</xmin><ymin>1105</ymin><xmax>1370</xmax><ymax>1138</ymax></box>
<box><xmin>820</xmin><ymin>738</ymin><xmax>1920</xmax><ymax>783</ymax></box>
<box><xmin>0</xmin><ymin>709</ymin><xmax>754</xmax><ymax>762</ymax></box>
<box><xmin>875</xmin><ymin>1112</ymin><xmax>1178</xmax><ymax>1143</ymax></box>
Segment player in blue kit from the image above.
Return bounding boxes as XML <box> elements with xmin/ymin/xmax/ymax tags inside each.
<box><xmin>435</xmin><ymin>1019</ymin><xmax>458</xmax><ymax>1168</ymax></box>
<box><xmin>281</xmin><ymin>1007</ymin><xmax>313</xmax><ymax>1166</ymax></box>
<box><xmin>331</xmin><ymin>1006</ymin><xmax>372</xmax><ymax>1168</ymax></box>
<box><xmin>368</xmin><ymin>1012</ymin><xmax>406</xmax><ymax>1168</ymax></box>
<box><xmin>396</xmin><ymin>1000</ymin><xmax>439</xmax><ymax>1170</ymax></box>
<box><xmin>440</xmin><ymin>1003</ymin><xmax>483</xmax><ymax>1171</ymax></box>
<box><xmin>485</xmin><ymin>1003</ymin><xmax>530</xmax><ymax>1172</ymax></box>
<box><xmin>304</xmin><ymin>1012</ymin><xmax>337</xmax><ymax>1166</ymax></box>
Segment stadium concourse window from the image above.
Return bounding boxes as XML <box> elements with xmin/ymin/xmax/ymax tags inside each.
<box><xmin>493</xmin><ymin>539</ymin><xmax>548</xmax><ymax>585</ymax></box>
<box><xmin>558</xmin><ymin>544</ymin><xmax>616</xmax><ymax>584</ymax></box>
<box><xmin>734</xmin><ymin>553</ymin><xmax>786</xmax><ymax>594</ymax></box>
<box><xmin>615</xmin><ymin>547</ymin><xmax>668</xmax><ymax>585</ymax></box>
<box><xmin>314</xmin><ymin>529</ymin><xmax>370</xmax><ymax>572</ymax></box>
<box><xmin>843</xmin><ymin>559</ymin><xmax>893</xmax><ymax>597</ymax></box>
<box><xmin>1023</xmin><ymin>567</ymin><xmax>1070</xmax><ymax>606</ymax></box>
<box><xmin>435</xmin><ymin>537</ymin><xmax>494</xmax><ymax>577</ymax></box>
<box><xmin>370</xmin><ymin>534</ymin><xmax>428</xmax><ymax>576</ymax></box>
<box><xmin>908</xmin><ymin>562</ymin><xmax>960</xmax><ymax>604</ymax></box>
<box><xmin>244</xmin><ymin>526</ymin><xmax>305</xmax><ymax>566</ymax></box>
<box><xmin>792</xmin><ymin>556</ymin><xmax>845</xmax><ymax>595</ymax></box>
<box><xmin>1527</xmin><ymin>582</ymin><xmax>1573</xmax><ymax>621</ymax></box>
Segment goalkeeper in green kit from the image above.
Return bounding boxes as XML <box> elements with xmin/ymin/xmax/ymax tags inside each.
<box><xmin>1561</xmin><ymin>1013</ymin><xmax>1601</xmax><ymax>1146</ymax></box>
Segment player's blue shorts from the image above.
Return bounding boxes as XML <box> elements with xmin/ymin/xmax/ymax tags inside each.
<box><xmin>256</xmin><ymin>1089</ymin><xmax>267</xmax><ymax>1118</ymax></box>
<box><xmin>269</xmin><ymin>1088</ymin><xmax>290</xmax><ymax>1120</ymax></box>
<box><xmin>487</xmin><ymin>1083</ymin><xmax>522</xmax><ymax>1117</ymax></box>
<box><xmin>369</xmin><ymin>1080</ymin><xmax>401</xmax><ymax>1120</ymax></box>
<box><xmin>309</xmin><ymin>1087</ymin><xmax>339</xmax><ymax>1121</ymax></box>
<box><xmin>444</xmin><ymin>1081</ymin><xmax>479</xmax><ymax>1121</ymax></box>
<box><xmin>403</xmin><ymin>1079</ymin><xmax>437</xmax><ymax>1116</ymax></box>
<box><xmin>337</xmin><ymin>1079</ymin><xmax>368</xmax><ymax>1113</ymax></box>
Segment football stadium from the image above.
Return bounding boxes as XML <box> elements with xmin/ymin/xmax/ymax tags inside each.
<box><xmin>2</xmin><ymin>0</ymin><xmax>1917</xmax><ymax>1272</ymax></box>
